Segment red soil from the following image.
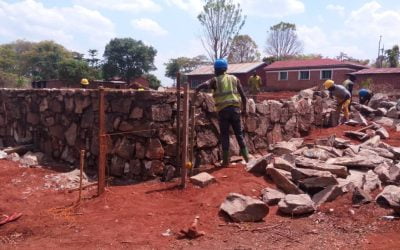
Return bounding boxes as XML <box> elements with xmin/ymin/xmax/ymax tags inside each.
<box><xmin>1</xmin><ymin>125</ymin><xmax>400</xmax><ymax>249</ymax></box>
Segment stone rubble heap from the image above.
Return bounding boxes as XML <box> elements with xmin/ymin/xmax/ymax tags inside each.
<box><xmin>220</xmin><ymin>133</ymin><xmax>400</xmax><ymax>222</ymax></box>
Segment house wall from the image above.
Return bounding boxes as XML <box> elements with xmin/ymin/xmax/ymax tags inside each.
<box><xmin>265</xmin><ymin>68</ymin><xmax>356</xmax><ymax>91</ymax></box>
<box><xmin>353</xmin><ymin>73</ymin><xmax>400</xmax><ymax>91</ymax></box>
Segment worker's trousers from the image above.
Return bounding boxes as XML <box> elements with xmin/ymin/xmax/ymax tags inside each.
<box><xmin>218</xmin><ymin>106</ymin><xmax>246</xmax><ymax>152</ymax></box>
<box><xmin>337</xmin><ymin>98</ymin><xmax>351</xmax><ymax>120</ymax></box>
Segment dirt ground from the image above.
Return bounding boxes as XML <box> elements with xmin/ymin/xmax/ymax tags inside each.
<box><xmin>1</xmin><ymin>125</ymin><xmax>400</xmax><ymax>249</ymax></box>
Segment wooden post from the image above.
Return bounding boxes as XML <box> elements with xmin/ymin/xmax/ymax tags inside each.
<box><xmin>98</xmin><ymin>87</ymin><xmax>106</xmax><ymax>195</ymax></box>
<box><xmin>181</xmin><ymin>84</ymin><xmax>189</xmax><ymax>188</ymax></box>
<box><xmin>78</xmin><ymin>149</ymin><xmax>85</xmax><ymax>203</ymax></box>
<box><xmin>189</xmin><ymin>93</ymin><xmax>197</xmax><ymax>173</ymax></box>
<box><xmin>176</xmin><ymin>73</ymin><xmax>181</xmax><ymax>167</ymax></box>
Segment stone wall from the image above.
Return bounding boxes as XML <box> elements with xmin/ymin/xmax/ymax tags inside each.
<box><xmin>0</xmin><ymin>88</ymin><xmax>323</xmax><ymax>181</ymax></box>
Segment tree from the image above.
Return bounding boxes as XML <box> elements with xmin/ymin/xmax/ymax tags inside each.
<box><xmin>164</xmin><ymin>55</ymin><xmax>209</xmax><ymax>81</ymax></box>
<box><xmin>24</xmin><ymin>41</ymin><xmax>72</xmax><ymax>80</ymax></box>
<box><xmin>227</xmin><ymin>35</ymin><xmax>260</xmax><ymax>63</ymax></box>
<box><xmin>145</xmin><ymin>74</ymin><xmax>161</xmax><ymax>90</ymax></box>
<box><xmin>265</xmin><ymin>22</ymin><xmax>303</xmax><ymax>60</ymax></box>
<box><xmin>87</xmin><ymin>49</ymin><xmax>100</xmax><ymax>68</ymax></box>
<box><xmin>102</xmin><ymin>38</ymin><xmax>157</xmax><ymax>82</ymax></box>
<box><xmin>385</xmin><ymin>45</ymin><xmax>399</xmax><ymax>67</ymax></box>
<box><xmin>336</xmin><ymin>52</ymin><xmax>370</xmax><ymax>65</ymax></box>
<box><xmin>58</xmin><ymin>58</ymin><xmax>93</xmax><ymax>86</ymax></box>
<box><xmin>198</xmin><ymin>0</ymin><xmax>246</xmax><ymax>61</ymax></box>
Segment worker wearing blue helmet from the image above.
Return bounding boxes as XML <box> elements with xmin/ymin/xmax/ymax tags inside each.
<box><xmin>359</xmin><ymin>88</ymin><xmax>374</xmax><ymax>105</ymax></box>
<box><xmin>196</xmin><ymin>59</ymin><xmax>249</xmax><ymax>167</ymax></box>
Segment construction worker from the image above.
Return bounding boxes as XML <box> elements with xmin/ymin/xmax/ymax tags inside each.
<box><xmin>80</xmin><ymin>78</ymin><xmax>89</xmax><ymax>89</ymax></box>
<box><xmin>196</xmin><ymin>59</ymin><xmax>249</xmax><ymax>167</ymax></box>
<box><xmin>359</xmin><ymin>88</ymin><xmax>374</xmax><ymax>105</ymax></box>
<box><xmin>324</xmin><ymin>79</ymin><xmax>351</xmax><ymax>124</ymax></box>
<box><xmin>248</xmin><ymin>70</ymin><xmax>262</xmax><ymax>96</ymax></box>
<box><xmin>343</xmin><ymin>74</ymin><xmax>356</xmax><ymax>96</ymax></box>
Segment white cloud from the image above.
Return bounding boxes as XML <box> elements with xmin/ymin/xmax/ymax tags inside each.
<box><xmin>164</xmin><ymin>0</ymin><xmax>203</xmax><ymax>16</ymax></box>
<box><xmin>131</xmin><ymin>18</ymin><xmax>168</xmax><ymax>36</ymax></box>
<box><xmin>0</xmin><ymin>0</ymin><xmax>115</xmax><ymax>53</ymax></box>
<box><xmin>345</xmin><ymin>1</ymin><xmax>400</xmax><ymax>44</ymax></box>
<box><xmin>73</xmin><ymin>0</ymin><xmax>162</xmax><ymax>12</ymax></box>
<box><xmin>166</xmin><ymin>0</ymin><xmax>305</xmax><ymax>18</ymax></box>
<box><xmin>237</xmin><ymin>0</ymin><xmax>304</xmax><ymax>18</ymax></box>
<box><xmin>326</xmin><ymin>4</ymin><xmax>345</xmax><ymax>17</ymax></box>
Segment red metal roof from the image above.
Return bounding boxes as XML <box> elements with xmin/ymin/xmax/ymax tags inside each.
<box><xmin>186</xmin><ymin>62</ymin><xmax>266</xmax><ymax>76</ymax></box>
<box><xmin>352</xmin><ymin>68</ymin><xmax>400</xmax><ymax>75</ymax></box>
<box><xmin>265</xmin><ymin>59</ymin><xmax>368</xmax><ymax>71</ymax></box>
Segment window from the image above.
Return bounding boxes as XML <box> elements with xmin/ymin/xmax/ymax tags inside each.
<box><xmin>321</xmin><ymin>70</ymin><xmax>332</xmax><ymax>79</ymax></box>
<box><xmin>299</xmin><ymin>71</ymin><xmax>310</xmax><ymax>80</ymax></box>
<box><xmin>279</xmin><ymin>71</ymin><xmax>288</xmax><ymax>81</ymax></box>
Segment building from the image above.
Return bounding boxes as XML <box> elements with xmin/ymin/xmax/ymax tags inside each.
<box><xmin>264</xmin><ymin>59</ymin><xmax>369</xmax><ymax>91</ymax></box>
<box><xmin>186</xmin><ymin>62</ymin><xmax>267</xmax><ymax>89</ymax></box>
<box><xmin>352</xmin><ymin>68</ymin><xmax>400</xmax><ymax>90</ymax></box>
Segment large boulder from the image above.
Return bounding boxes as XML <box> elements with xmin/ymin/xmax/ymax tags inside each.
<box><xmin>266</xmin><ymin>167</ymin><xmax>303</xmax><ymax>194</ymax></box>
<box><xmin>246</xmin><ymin>154</ymin><xmax>273</xmax><ymax>175</ymax></box>
<box><xmin>278</xmin><ymin>194</ymin><xmax>315</xmax><ymax>215</ymax></box>
<box><xmin>312</xmin><ymin>185</ymin><xmax>345</xmax><ymax>207</ymax></box>
<box><xmin>362</xmin><ymin>170</ymin><xmax>382</xmax><ymax>193</ymax></box>
<box><xmin>291</xmin><ymin>168</ymin><xmax>339</xmax><ymax>192</ymax></box>
<box><xmin>261</xmin><ymin>187</ymin><xmax>285</xmax><ymax>205</ymax></box>
<box><xmin>376</xmin><ymin>185</ymin><xmax>400</xmax><ymax>214</ymax></box>
<box><xmin>352</xmin><ymin>187</ymin><xmax>372</xmax><ymax>205</ymax></box>
<box><xmin>369</xmin><ymin>93</ymin><xmax>389</xmax><ymax>109</ymax></box>
<box><xmin>295</xmin><ymin>157</ymin><xmax>348</xmax><ymax>178</ymax></box>
<box><xmin>220</xmin><ymin>193</ymin><xmax>269</xmax><ymax>222</ymax></box>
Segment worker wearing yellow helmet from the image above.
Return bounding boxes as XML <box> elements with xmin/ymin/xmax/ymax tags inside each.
<box><xmin>324</xmin><ymin>79</ymin><xmax>351</xmax><ymax>124</ymax></box>
<box><xmin>80</xmin><ymin>78</ymin><xmax>89</xmax><ymax>89</ymax></box>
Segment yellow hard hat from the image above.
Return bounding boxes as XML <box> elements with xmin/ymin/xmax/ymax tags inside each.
<box><xmin>138</xmin><ymin>88</ymin><xmax>145</xmax><ymax>91</ymax></box>
<box><xmin>323</xmin><ymin>79</ymin><xmax>334</xmax><ymax>89</ymax></box>
<box><xmin>81</xmin><ymin>78</ymin><xmax>89</xmax><ymax>85</ymax></box>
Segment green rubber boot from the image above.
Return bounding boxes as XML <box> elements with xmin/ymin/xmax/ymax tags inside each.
<box><xmin>222</xmin><ymin>151</ymin><xmax>230</xmax><ymax>167</ymax></box>
<box><xmin>240</xmin><ymin>147</ymin><xmax>250</xmax><ymax>163</ymax></box>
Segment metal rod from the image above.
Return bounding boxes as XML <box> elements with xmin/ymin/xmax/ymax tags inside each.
<box><xmin>176</xmin><ymin>72</ymin><xmax>182</xmax><ymax>167</ymax></box>
<box><xmin>78</xmin><ymin>149</ymin><xmax>85</xmax><ymax>203</ymax></box>
<box><xmin>98</xmin><ymin>87</ymin><xmax>106</xmax><ymax>195</ymax></box>
<box><xmin>181</xmin><ymin>83</ymin><xmax>189</xmax><ymax>188</ymax></box>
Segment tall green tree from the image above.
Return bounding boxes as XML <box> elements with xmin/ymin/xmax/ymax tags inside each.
<box><xmin>87</xmin><ymin>49</ymin><xmax>100</xmax><ymax>68</ymax></box>
<box><xmin>227</xmin><ymin>35</ymin><xmax>260</xmax><ymax>63</ymax></box>
<box><xmin>102</xmin><ymin>38</ymin><xmax>157</xmax><ymax>82</ymax></box>
<box><xmin>164</xmin><ymin>55</ymin><xmax>209</xmax><ymax>81</ymax></box>
<box><xmin>24</xmin><ymin>41</ymin><xmax>72</xmax><ymax>80</ymax></box>
<box><xmin>58</xmin><ymin>58</ymin><xmax>94</xmax><ymax>86</ymax></box>
<box><xmin>145</xmin><ymin>74</ymin><xmax>161</xmax><ymax>90</ymax></box>
<box><xmin>265</xmin><ymin>22</ymin><xmax>303</xmax><ymax>60</ymax></box>
<box><xmin>198</xmin><ymin>0</ymin><xmax>246</xmax><ymax>61</ymax></box>
<box><xmin>385</xmin><ymin>45</ymin><xmax>400</xmax><ymax>68</ymax></box>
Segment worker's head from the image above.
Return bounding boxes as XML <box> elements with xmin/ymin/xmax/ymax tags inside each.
<box><xmin>252</xmin><ymin>70</ymin><xmax>257</xmax><ymax>76</ymax></box>
<box><xmin>323</xmin><ymin>79</ymin><xmax>335</xmax><ymax>90</ymax></box>
<box><xmin>214</xmin><ymin>58</ymin><xmax>228</xmax><ymax>75</ymax></box>
<box><xmin>81</xmin><ymin>78</ymin><xmax>89</xmax><ymax>85</ymax></box>
<box><xmin>348</xmin><ymin>75</ymin><xmax>356</xmax><ymax>81</ymax></box>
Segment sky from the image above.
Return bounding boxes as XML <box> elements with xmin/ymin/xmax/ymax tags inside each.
<box><xmin>1</xmin><ymin>0</ymin><xmax>400</xmax><ymax>86</ymax></box>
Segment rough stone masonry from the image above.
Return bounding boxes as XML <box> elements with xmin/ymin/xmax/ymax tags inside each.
<box><xmin>0</xmin><ymin>88</ymin><xmax>325</xmax><ymax>181</ymax></box>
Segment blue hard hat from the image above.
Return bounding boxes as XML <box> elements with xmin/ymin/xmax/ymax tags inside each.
<box><xmin>359</xmin><ymin>88</ymin><xmax>369</xmax><ymax>97</ymax></box>
<box><xmin>214</xmin><ymin>58</ymin><xmax>228</xmax><ymax>70</ymax></box>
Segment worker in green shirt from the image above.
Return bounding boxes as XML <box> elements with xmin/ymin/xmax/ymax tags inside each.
<box><xmin>248</xmin><ymin>70</ymin><xmax>262</xmax><ymax>96</ymax></box>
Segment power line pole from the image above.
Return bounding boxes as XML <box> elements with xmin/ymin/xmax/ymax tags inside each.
<box><xmin>377</xmin><ymin>35</ymin><xmax>382</xmax><ymax>68</ymax></box>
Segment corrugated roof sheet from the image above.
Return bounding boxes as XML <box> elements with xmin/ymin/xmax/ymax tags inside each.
<box><xmin>186</xmin><ymin>62</ymin><xmax>266</xmax><ymax>76</ymax></box>
<box><xmin>352</xmin><ymin>68</ymin><xmax>400</xmax><ymax>75</ymax></box>
<box><xmin>265</xmin><ymin>59</ymin><xmax>368</xmax><ymax>70</ymax></box>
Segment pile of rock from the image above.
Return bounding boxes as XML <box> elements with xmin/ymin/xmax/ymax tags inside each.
<box><xmin>249</xmin><ymin>133</ymin><xmax>400</xmax><ymax>216</ymax></box>
<box><xmin>352</xmin><ymin>93</ymin><xmax>400</xmax><ymax>130</ymax></box>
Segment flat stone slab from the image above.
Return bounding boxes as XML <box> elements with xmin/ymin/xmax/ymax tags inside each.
<box><xmin>220</xmin><ymin>193</ymin><xmax>269</xmax><ymax>222</ymax></box>
<box><xmin>246</xmin><ymin>154</ymin><xmax>273</xmax><ymax>175</ymax></box>
<box><xmin>266</xmin><ymin>167</ymin><xmax>303</xmax><ymax>194</ymax></box>
<box><xmin>190</xmin><ymin>172</ymin><xmax>216</xmax><ymax>188</ymax></box>
<box><xmin>261</xmin><ymin>187</ymin><xmax>285</xmax><ymax>206</ymax></box>
<box><xmin>376</xmin><ymin>185</ymin><xmax>400</xmax><ymax>214</ymax></box>
<box><xmin>312</xmin><ymin>185</ymin><xmax>345</xmax><ymax>207</ymax></box>
<box><xmin>278</xmin><ymin>194</ymin><xmax>315</xmax><ymax>215</ymax></box>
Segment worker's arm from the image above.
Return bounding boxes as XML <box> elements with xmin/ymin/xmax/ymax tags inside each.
<box><xmin>237</xmin><ymin>80</ymin><xmax>247</xmax><ymax>114</ymax></box>
<box><xmin>195</xmin><ymin>78</ymin><xmax>215</xmax><ymax>92</ymax></box>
